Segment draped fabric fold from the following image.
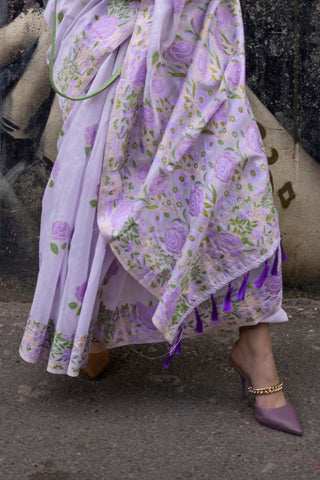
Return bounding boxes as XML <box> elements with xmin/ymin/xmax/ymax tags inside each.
<box><xmin>20</xmin><ymin>0</ymin><xmax>287</xmax><ymax>377</ymax></box>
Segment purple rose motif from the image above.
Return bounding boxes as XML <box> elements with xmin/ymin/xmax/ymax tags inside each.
<box><xmin>143</xmin><ymin>104</ymin><xmax>158</xmax><ymax>131</ymax></box>
<box><xmin>226</xmin><ymin>61</ymin><xmax>243</xmax><ymax>88</ymax></box>
<box><xmin>164</xmin><ymin>222</ymin><xmax>187</xmax><ymax>254</ymax></box>
<box><xmin>167</xmin><ymin>40</ymin><xmax>195</xmax><ymax>65</ymax></box>
<box><xmin>52</xmin><ymin>221</ymin><xmax>72</xmax><ymax>241</ymax></box>
<box><xmin>189</xmin><ymin>185</ymin><xmax>204</xmax><ymax>217</ymax></box>
<box><xmin>213</xmin><ymin>102</ymin><xmax>228</xmax><ymax>122</ymax></box>
<box><xmin>172</xmin><ymin>0</ymin><xmax>185</xmax><ymax>13</ymax></box>
<box><xmin>84</xmin><ymin>124</ymin><xmax>98</xmax><ymax>148</ymax></box>
<box><xmin>164</xmin><ymin>288</ymin><xmax>180</xmax><ymax>318</ymax></box>
<box><xmin>85</xmin><ymin>14</ymin><xmax>118</xmax><ymax>41</ymax></box>
<box><xmin>134</xmin><ymin>163</ymin><xmax>150</xmax><ymax>184</ymax></box>
<box><xmin>129</xmin><ymin>57</ymin><xmax>147</xmax><ymax>90</ymax></box>
<box><xmin>61</xmin><ymin>348</ymin><xmax>70</xmax><ymax>363</ymax></box>
<box><xmin>149</xmin><ymin>173</ymin><xmax>168</xmax><ymax>195</ymax></box>
<box><xmin>176</xmin><ymin>138</ymin><xmax>193</xmax><ymax>158</ymax></box>
<box><xmin>75</xmin><ymin>282</ymin><xmax>87</xmax><ymax>302</ymax></box>
<box><xmin>214</xmin><ymin>152</ymin><xmax>237</xmax><ymax>183</ymax></box>
<box><xmin>195</xmin><ymin>48</ymin><xmax>208</xmax><ymax>78</ymax></box>
<box><xmin>51</xmin><ymin>158</ymin><xmax>61</xmax><ymax>180</ymax></box>
<box><xmin>263</xmin><ymin>274</ymin><xmax>282</xmax><ymax>296</ymax></box>
<box><xmin>216</xmin><ymin>5</ymin><xmax>233</xmax><ymax>27</ymax></box>
<box><xmin>210</xmin><ymin>232</ymin><xmax>243</xmax><ymax>257</ymax></box>
<box><xmin>111</xmin><ymin>202</ymin><xmax>133</xmax><ymax>230</ymax></box>
<box><xmin>210</xmin><ymin>26</ymin><xmax>225</xmax><ymax>53</ymax></box>
<box><xmin>151</xmin><ymin>74</ymin><xmax>168</xmax><ymax>99</ymax></box>
<box><xmin>193</xmin><ymin>9</ymin><xmax>206</xmax><ymax>33</ymax></box>
<box><xmin>245</xmin><ymin>122</ymin><xmax>263</xmax><ymax>153</ymax></box>
<box><xmin>137</xmin><ymin>302</ymin><xmax>157</xmax><ymax>325</ymax></box>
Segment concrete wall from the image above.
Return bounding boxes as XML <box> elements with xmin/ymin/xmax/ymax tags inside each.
<box><xmin>0</xmin><ymin>0</ymin><xmax>320</xmax><ymax>285</ymax></box>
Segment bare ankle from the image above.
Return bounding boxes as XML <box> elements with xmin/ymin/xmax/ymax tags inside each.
<box><xmin>238</xmin><ymin>323</ymin><xmax>273</xmax><ymax>354</ymax></box>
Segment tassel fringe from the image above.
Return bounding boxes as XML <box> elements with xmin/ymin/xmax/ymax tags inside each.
<box><xmin>163</xmin><ymin>244</ymin><xmax>285</xmax><ymax>366</ymax></box>
<box><xmin>254</xmin><ymin>260</ymin><xmax>270</xmax><ymax>288</ymax></box>
<box><xmin>223</xmin><ymin>282</ymin><xmax>233</xmax><ymax>313</ymax></box>
<box><xmin>237</xmin><ymin>272</ymin><xmax>249</xmax><ymax>301</ymax></box>
<box><xmin>162</xmin><ymin>326</ymin><xmax>183</xmax><ymax>368</ymax></box>
<box><xmin>271</xmin><ymin>247</ymin><xmax>279</xmax><ymax>276</ymax></box>
<box><xmin>280</xmin><ymin>238</ymin><xmax>288</xmax><ymax>263</ymax></box>
<box><xmin>194</xmin><ymin>307</ymin><xmax>203</xmax><ymax>333</ymax></box>
<box><xmin>210</xmin><ymin>294</ymin><xmax>219</xmax><ymax>322</ymax></box>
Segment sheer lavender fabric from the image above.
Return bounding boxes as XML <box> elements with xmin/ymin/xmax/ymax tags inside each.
<box><xmin>20</xmin><ymin>0</ymin><xmax>287</xmax><ymax>376</ymax></box>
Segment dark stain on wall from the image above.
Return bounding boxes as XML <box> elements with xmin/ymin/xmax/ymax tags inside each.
<box><xmin>242</xmin><ymin>0</ymin><xmax>320</xmax><ymax>162</ymax></box>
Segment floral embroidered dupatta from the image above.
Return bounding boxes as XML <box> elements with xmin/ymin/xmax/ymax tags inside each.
<box><xmin>20</xmin><ymin>0</ymin><xmax>281</xmax><ymax>375</ymax></box>
<box><xmin>96</xmin><ymin>0</ymin><xmax>280</xmax><ymax>342</ymax></box>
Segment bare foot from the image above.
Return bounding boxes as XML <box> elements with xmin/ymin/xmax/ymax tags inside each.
<box><xmin>230</xmin><ymin>324</ymin><xmax>286</xmax><ymax>408</ymax></box>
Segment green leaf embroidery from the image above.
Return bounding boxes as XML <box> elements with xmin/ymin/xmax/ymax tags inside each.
<box><xmin>50</xmin><ymin>243</ymin><xmax>59</xmax><ymax>255</ymax></box>
<box><xmin>49</xmin><ymin>180</ymin><xmax>54</xmax><ymax>188</ymax></box>
<box><xmin>68</xmin><ymin>302</ymin><xmax>78</xmax><ymax>310</ymax></box>
<box><xmin>61</xmin><ymin>243</ymin><xmax>67</xmax><ymax>250</ymax></box>
<box><xmin>152</xmin><ymin>52</ymin><xmax>159</xmax><ymax>64</ymax></box>
<box><xmin>89</xmin><ymin>200</ymin><xmax>97</xmax><ymax>207</ymax></box>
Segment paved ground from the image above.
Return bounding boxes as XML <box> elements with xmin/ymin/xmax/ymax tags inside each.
<box><xmin>0</xmin><ymin>290</ymin><xmax>319</xmax><ymax>480</ymax></box>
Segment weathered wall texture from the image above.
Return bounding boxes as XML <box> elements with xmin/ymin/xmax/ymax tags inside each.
<box><xmin>0</xmin><ymin>0</ymin><xmax>320</xmax><ymax>286</ymax></box>
<box><xmin>242</xmin><ymin>0</ymin><xmax>320</xmax><ymax>163</ymax></box>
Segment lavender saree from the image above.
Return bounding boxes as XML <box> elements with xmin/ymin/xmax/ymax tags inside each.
<box><xmin>20</xmin><ymin>0</ymin><xmax>287</xmax><ymax>376</ymax></box>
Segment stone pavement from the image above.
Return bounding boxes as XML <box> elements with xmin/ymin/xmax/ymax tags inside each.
<box><xmin>0</xmin><ymin>291</ymin><xmax>319</xmax><ymax>480</ymax></box>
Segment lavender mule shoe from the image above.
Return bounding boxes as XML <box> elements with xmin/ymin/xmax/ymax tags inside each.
<box><xmin>228</xmin><ymin>357</ymin><xmax>303</xmax><ymax>436</ymax></box>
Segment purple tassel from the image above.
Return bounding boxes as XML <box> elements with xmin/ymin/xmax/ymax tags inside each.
<box><xmin>254</xmin><ymin>260</ymin><xmax>270</xmax><ymax>288</ymax></box>
<box><xmin>194</xmin><ymin>307</ymin><xmax>203</xmax><ymax>333</ymax></box>
<box><xmin>237</xmin><ymin>272</ymin><xmax>249</xmax><ymax>301</ymax></box>
<box><xmin>162</xmin><ymin>354</ymin><xmax>174</xmax><ymax>369</ymax></box>
<box><xmin>280</xmin><ymin>238</ymin><xmax>288</xmax><ymax>263</ymax></box>
<box><xmin>210</xmin><ymin>294</ymin><xmax>219</xmax><ymax>322</ymax></box>
<box><xmin>223</xmin><ymin>282</ymin><xmax>233</xmax><ymax>313</ymax></box>
<box><xmin>173</xmin><ymin>340</ymin><xmax>182</xmax><ymax>355</ymax></box>
<box><xmin>271</xmin><ymin>247</ymin><xmax>279</xmax><ymax>276</ymax></box>
<box><xmin>162</xmin><ymin>326</ymin><xmax>183</xmax><ymax>368</ymax></box>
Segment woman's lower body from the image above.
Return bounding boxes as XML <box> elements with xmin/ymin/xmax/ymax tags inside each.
<box><xmin>20</xmin><ymin>0</ymin><xmax>302</xmax><ymax>435</ymax></box>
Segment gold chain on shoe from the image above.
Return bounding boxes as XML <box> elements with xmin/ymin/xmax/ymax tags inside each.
<box><xmin>248</xmin><ymin>381</ymin><xmax>283</xmax><ymax>395</ymax></box>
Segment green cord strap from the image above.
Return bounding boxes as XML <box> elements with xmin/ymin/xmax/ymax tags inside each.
<box><xmin>49</xmin><ymin>0</ymin><xmax>123</xmax><ymax>101</ymax></box>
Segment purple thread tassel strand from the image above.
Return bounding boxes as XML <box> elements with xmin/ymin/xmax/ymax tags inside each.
<box><xmin>162</xmin><ymin>355</ymin><xmax>173</xmax><ymax>369</ymax></box>
<box><xmin>237</xmin><ymin>272</ymin><xmax>249</xmax><ymax>301</ymax></box>
<box><xmin>210</xmin><ymin>294</ymin><xmax>219</xmax><ymax>322</ymax></box>
<box><xmin>162</xmin><ymin>326</ymin><xmax>183</xmax><ymax>368</ymax></box>
<box><xmin>254</xmin><ymin>260</ymin><xmax>270</xmax><ymax>288</ymax></box>
<box><xmin>271</xmin><ymin>247</ymin><xmax>279</xmax><ymax>276</ymax></box>
<box><xmin>280</xmin><ymin>238</ymin><xmax>288</xmax><ymax>263</ymax></box>
<box><xmin>194</xmin><ymin>307</ymin><xmax>203</xmax><ymax>333</ymax></box>
<box><xmin>173</xmin><ymin>340</ymin><xmax>181</xmax><ymax>355</ymax></box>
<box><xmin>223</xmin><ymin>282</ymin><xmax>233</xmax><ymax>313</ymax></box>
